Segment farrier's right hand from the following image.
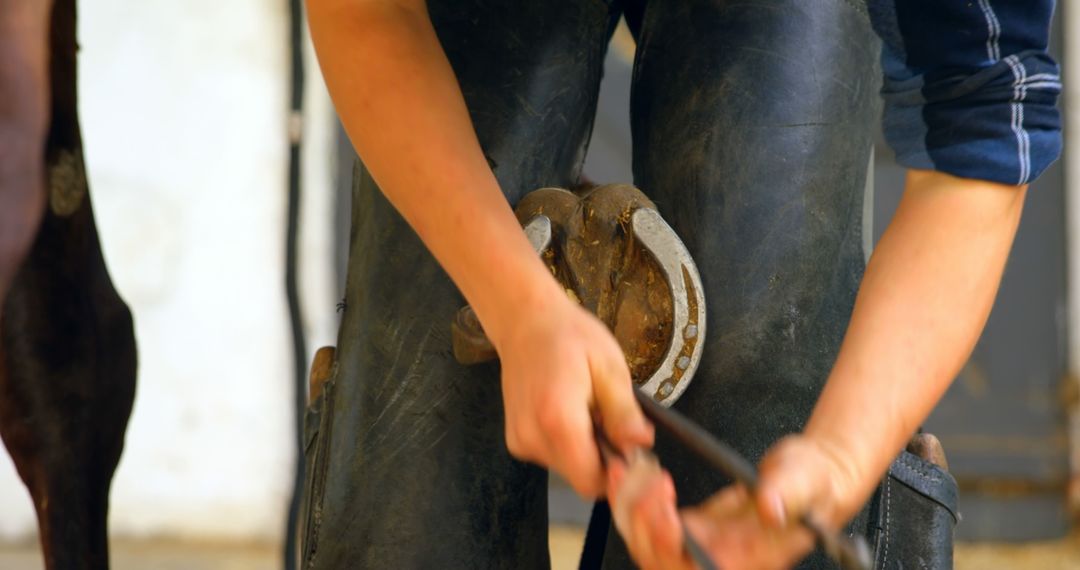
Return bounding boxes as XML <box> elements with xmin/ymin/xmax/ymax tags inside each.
<box><xmin>491</xmin><ymin>293</ymin><xmax>655</xmax><ymax>498</ymax></box>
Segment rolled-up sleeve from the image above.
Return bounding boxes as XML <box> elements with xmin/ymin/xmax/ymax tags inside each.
<box><xmin>869</xmin><ymin>0</ymin><xmax>1061</xmax><ymax>185</ymax></box>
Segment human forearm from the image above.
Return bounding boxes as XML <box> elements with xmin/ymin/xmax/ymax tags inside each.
<box><xmin>805</xmin><ymin>169</ymin><xmax>1026</xmax><ymax>524</ymax></box>
<box><xmin>306</xmin><ymin>0</ymin><xmax>562</xmax><ymax>344</ymax></box>
<box><xmin>307</xmin><ymin>0</ymin><xmax>654</xmax><ymax>496</ymax></box>
<box><xmin>0</xmin><ymin>0</ymin><xmax>50</xmax><ymax>299</ymax></box>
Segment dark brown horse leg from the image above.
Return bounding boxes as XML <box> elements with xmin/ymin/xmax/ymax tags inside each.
<box><xmin>0</xmin><ymin>0</ymin><xmax>137</xmax><ymax>567</ymax></box>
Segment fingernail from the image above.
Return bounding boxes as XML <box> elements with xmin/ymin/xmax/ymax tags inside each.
<box><xmin>608</xmin><ymin>461</ymin><xmax>626</xmax><ymax>491</ymax></box>
<box><xmin>664</xmin><ymin>503</ymin><xmax>679</xmax><ymax>530</ymax></box>
<box><xmin>648</xmin><ymin>498</ymin><xmax>665</xmax><ymax>528</ymax></box>
<box><xmin>642</xmin><ymin>418</ymin><xmax>656</xmax><ymax>439</ymax></box>
<box><xmin>771</xmin><ymin>493</ymin><xmax>787</xmax><ymax>527</ymax></box>
<box><xmin>624</xmin><ymin>417</ymin><xmax>650</xmax><ymax>442</ymax></box>
<box><xmin>662</xmin><ymin>475</ymin><xmax>676</xmax><ymax>501</ymax></box>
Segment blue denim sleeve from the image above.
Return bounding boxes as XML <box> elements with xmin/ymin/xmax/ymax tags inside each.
<box><xmin>869</xmin><ymin>0</ymin><xmax>1061</xmax><ymax>185</ymax></box>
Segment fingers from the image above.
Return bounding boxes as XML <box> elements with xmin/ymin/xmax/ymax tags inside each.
<box><xmin>755</xmin><ymin>437</ymin><xmax>836</xmax><ymax>530</ymax></box>
<box><xmin>500</xmin><ymin>323</ymin><xmax>607</xmax><ymax>496</ymax></box>
<box><xmin>639</xmin><ymin>476</ymin><xmax>686</xmax><ymax>569</ymax></box>
<box><xmin>588</xmin><ymin>332</ymin><xmax>654</xmax><ymax>453</ymax></box>
<box><xmin>500</xmin><ymin>307</ymin><xmax>652</xmax><ymax>500</ymax></box>
<box><xmin>701</xmin><ymin>484</ymin><xmax>752</xmax><ymax>519</ymax></box>
<box><xmin>505</xmin><ymin>391</ymin><xmax>605</xmax><ymax>497</ymax></box>
<box><xmin>687</xmin><ymin>486</ymin><xmax>816</xmax><ymax>570</ymax></box>
<box><xmin>608</xmin><ymin>454</ymin><xmax>690</xmax><ymax>570</ymax></box>
<box><xmin>609</xmin><ymin>451</ymin><xmax>662</xmax><ymax>538</ymax></box>
<box><xmin>538</xmin><ymin>400</ymin><xmax>605</xmax><ymax>497</ymax></box>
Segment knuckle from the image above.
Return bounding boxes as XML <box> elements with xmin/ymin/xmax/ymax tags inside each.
<box><xmin>536</xmin><ymin>406</ymin><xmax>568</xmax><ymax>435</ymax></box>
<box><xmin>570</xmin><ymin>474</ymin><xmax>601</xmax><ymax>498</ymax></box>
<box><xmin>504</xmin><ymin>431</ymin><xmax>524</xmax><ymax>457</ymax></box>
<box><xmin>505</xmin><ymin>425</ymin><xmax>537</xmax><ymax>459</ymax></box>
<box><xmin>597</xmin><ymin>355</ymin><xmax>631</xmax><ymax>388</ymax></box>
<box><xmin>561</xmin><ymin>449</ymin><xmax>601</xmax><ymax>497</ymax></box>
<box><xmin>630</xmin><ymin>498</ymin><xmax>653</xmax><ymax>528</ymax></box>
<box><xmin>536</xmin><ymin>389</ymin><xmax>566</xmax><ymax>414</ymax></box>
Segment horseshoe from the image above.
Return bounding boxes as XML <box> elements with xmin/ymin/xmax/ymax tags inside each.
<box><xmin>450</xmin><ymin>205</ymin><xmax>707</xmax><ymax>408</ymax></box>
<box><xmin>629</xmin><ymin>207</ymin><xmax>706</xmax><ymax>406</ymax></box>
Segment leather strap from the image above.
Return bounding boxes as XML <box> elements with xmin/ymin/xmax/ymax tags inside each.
<box><xmin>888</xmin><ymin>451</ymin><xmax>960</xmax><ymax>523</ymax></box>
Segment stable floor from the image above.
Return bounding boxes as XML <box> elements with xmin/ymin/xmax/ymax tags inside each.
<box><xmin>1</xmin><ymin>527</ymin><xmax>1078</xmax><ymax>569</ymax></box>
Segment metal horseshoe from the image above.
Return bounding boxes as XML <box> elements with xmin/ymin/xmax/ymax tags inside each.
<box><xmin>450</xmin><ymin>207</ymin><xmax>707</xmax><ymax>408</ymax></box>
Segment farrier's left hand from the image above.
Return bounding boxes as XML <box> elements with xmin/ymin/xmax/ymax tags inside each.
<box><xmin>608</xmin><ymin>435</ymin><xmax>858</xmax><ymax>570</ymax></box>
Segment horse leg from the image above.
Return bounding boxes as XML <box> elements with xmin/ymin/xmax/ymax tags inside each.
<box><xmin>0</xmin><ymin>0</ymin><xmax>137</xmax><ymax>567</ymax></box>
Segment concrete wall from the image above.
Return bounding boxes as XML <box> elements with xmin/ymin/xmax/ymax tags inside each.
<box><xmin>1064</xmin><ymin>3</ymin><xmax>1080</xmax><ymax>513</ymax></box>
<box><xmin>0</xmin><ymin>0</ymin><xmax>338</xmax><ymax>542</ymax></box>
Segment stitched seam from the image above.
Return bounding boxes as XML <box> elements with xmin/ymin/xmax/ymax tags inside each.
<box><xmin>1005</xmin><ymin>55</ymin><xmax>1031</xmax><ymax>183</ymax></box>
<box><xmin>896</xmin><ymin>456</ymin><xmax>945</xmax><ymax>485</ymax></box>
<box><xmin>976</xmin><ymin>0</ymin><xmax>1002</xmax><ymax>62</ymax></box>
<box><xmin>893</xmin><ymin>456</ymin><xmax>960</xmax><ymax>522</ymax></box>
<box><xmin>900</xmin><ymin>456</ymin><xmax>938</xmax><ymax>479</ymax></box>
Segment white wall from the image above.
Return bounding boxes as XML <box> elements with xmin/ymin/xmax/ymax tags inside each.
<box><xmin>0</xmin><ymin>0</ymin><xmax>338</xmax><ymax>542</ymax></box>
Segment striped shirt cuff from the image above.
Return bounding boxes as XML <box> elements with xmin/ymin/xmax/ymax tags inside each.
<box><xmin>881</xmin><ymin>49</ymin><xmax>1061</xmax><ymax>186</ymax></box>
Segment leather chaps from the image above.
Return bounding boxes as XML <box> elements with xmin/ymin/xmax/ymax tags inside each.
<box><xmin>300</xmin><ymin>1</ymin><xmax>958</xmax><ymax>568</ymax></box>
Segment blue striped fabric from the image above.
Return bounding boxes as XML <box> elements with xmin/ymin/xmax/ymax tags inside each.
<box><xmin>869</xmin><ymin>0</ymin><xmax>1061</xmax><ymax>185</ymax></box>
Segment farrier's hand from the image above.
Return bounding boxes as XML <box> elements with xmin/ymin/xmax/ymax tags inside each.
<box><xmin>609</xmin><ymin>435</ymin><xmax>856</xmax><ymax>569</ymax></box>
<box><xmin>493</xmin><ymin>293</ymin><xmax>654</xmax><ymax>497</ymax></box>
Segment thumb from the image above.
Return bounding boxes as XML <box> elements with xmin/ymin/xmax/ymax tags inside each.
<box><xmin>589</xmin><ymin>341</ymin><xmax>654</xmax><ymax>452</ymax></box>
<box><xmin>755</xmin><ymin>437</ymin><xmax>830</xmax><ymax>530</ymax></box>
